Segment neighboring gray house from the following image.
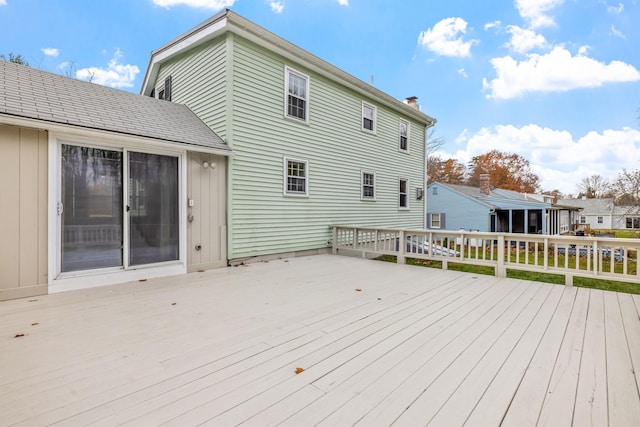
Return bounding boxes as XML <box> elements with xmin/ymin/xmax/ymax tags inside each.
<box><xmin>427</xmin><ymin>179</ymin><xmax>579</xmax><ymax>235</ymax></box>
<box><xmin>140</xmin><ymin>9</ymin><xmax>436</xmax><ymax>263</ymax></box>
<box><xmin>0</xmin><ymin>60</ymin><xmax>232</xmax><ymax>300</ymax></box>
<box><xmin>558</xmin><ymin>198</ymin><xmax>640</xmax><ymax>230</ymax></box>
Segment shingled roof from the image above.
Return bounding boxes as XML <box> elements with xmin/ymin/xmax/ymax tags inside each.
<box><xmin>0</xmin><ymin>60</ymin><xmax>231</xmax><ymax>154</ymax></box>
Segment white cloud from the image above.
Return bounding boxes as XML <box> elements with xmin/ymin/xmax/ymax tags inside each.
<box><xmin>338</xmin><ymin>0</ymin><xmax>349</xmax><ymax>5</ymax></box>
<box><xmin>418</xmin><ymin>17</ymin><xmax>478</xmax><ymax>58</ymax></box>
<box><xmin>483</xmin><ymin>46</ymin><xmax>640</xmax><ymax>99</ymax></box>
<box><xmin>610</xmin><ymin>25</ymin><xmax>626</xmax><ymax>39</ymax></box>
<box><xmin>515</xmin><ymin>0</ymin><xmax>564</xmax><ymax>28</ymax></box>
<box><xmin>505</xmin><ymin>25</ymin><xmax>547</xmax><ymax>53</ymax></box>
<box><xmin>608</xmin><ymin>2</ymin><xmax>624</xmax><ymax>13</ymax></box>
<box><xmin>41</xmin><ymin>47</ymin><xmax>59</xmax><ymax>57</ymax></box>
<box><xmin>267</xmin><ymin>0</ymin><xmax>283</xmax><ymax>13</ymax></box>
<box><xmin>152</xmin><ymin>0</ymin><xmax>235</xmax><ymax>9</ymax></box>
<box><xmin>484</xmin><ymin>20</ymin><xmax>501</xmax><ymax>30</ymax></box>
<box><xmin>458</xmin><ymin>68</ymin><xmax>468</xmax><ymax>78</ymax></box>
<box><xmin>0</xmin><ymin>0</ymin><xmax>6</xmax><ymax>5</ymax></box>
<box><xmin>75</xmin><ymin>49</ymin><xmax>139</xmax><ymax>89</ymax></box>
<box><xmin>447</xmin><ymin>124</ymin><xmax>640</xmax><ymax>194</ymax></box>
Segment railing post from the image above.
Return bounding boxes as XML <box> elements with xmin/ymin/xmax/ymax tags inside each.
<box><xmin>497</xmin><ymin>234</ymin><xmax>506</xmax><ymax>278</ymax></box>
<box><xmin>565</xmin><ymin>273</ymin><xmax>574</xmax><ymax>287</ymax></box>
<box><xmin>332</xmin><ymin>227</ymin><xmax>338</xmax><ymax>255</ymax></box>
<box><xmin>398</xmin><ymin>229</ymin><xmax>406</xmax><ymax>265</ymax></box>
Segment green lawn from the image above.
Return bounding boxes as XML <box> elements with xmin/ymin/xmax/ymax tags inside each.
<box><xmin>375</xmin><ymin>254</ymin><xmax>640</xmax><ymax>295</ymax></box>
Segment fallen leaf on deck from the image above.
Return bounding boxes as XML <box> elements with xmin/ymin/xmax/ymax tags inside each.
<box><xmin>31</xmin><ymin>323</ymin><xmax>39</xmax><ymax>326</ymax></box>
<box><xmin>14</xmin><ymin>333</ymin><xmax>25</xmax><ymax>338</ymax></box>
<box><xmin>139</xmin><ymin>279</ymin><xmax>147</xmax><ymax>282</ymax></box>
<box><xmin>295</xmin><ymin>367</ymin><xmax>305</xmax><ymax>374</ymax></box>
<box><xmin>171</xmin><ymin>303</ymin><xmax>177</xmax><ymax>306</ymax></box>
<box><xmin>28</xmin><ymin>299</ymin><xmax>38</xmax><ymax>302</ymax></box>
<box><xmin>355</xmin><ymin>288</ymin><xmax>362</xmax><ymax>292</ymax></box>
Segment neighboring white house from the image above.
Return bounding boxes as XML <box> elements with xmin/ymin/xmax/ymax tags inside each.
<box><xmin>558</xmin><ymin>198</ymin><xmax>640</xmax><ymax>230</ymax></box>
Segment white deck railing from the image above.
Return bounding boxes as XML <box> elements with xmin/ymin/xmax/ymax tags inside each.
<box><xmin>332</xmin><ymin>226</ymin><xmax>640</xmax><ymax>286</ymax></box>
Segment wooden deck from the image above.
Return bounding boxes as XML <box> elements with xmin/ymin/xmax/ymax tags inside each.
<box><xmin>1</xmin><ymin>254</ymin><xmax>639</xmax><ymax>426</ymax></box>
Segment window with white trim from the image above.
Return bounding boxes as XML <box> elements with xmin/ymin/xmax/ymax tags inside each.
<box><xmin>597</xmin><ymin>216</ymin><xmax>603</xmax><ymax>224</ymax></box>
<box><xmin>580</xmin><ymin>216</ymin><xmax>586</xmax><ymax>224</ymax></box>
<box><xmin>399</xmin><ymin>178</ymin><xmax>409</xmax><ymax>209</ymax></box>
<box><xmin>362</xmin><ymin>102</ymin><xmax>376</xmax><ymax>133</ymax></box>
<box><xmin>285</xmin><ymin>67</ymin><xmax>309</xmax><ymax>122</ymax></box>
<box><xmin>284</xmin><ymin>158</ymin><xmax>308</xmax><ymax>196</ymax></box>
<box><xmin>399</xmin><ymin>119</ymin><xmax>409</xmax><ymax>152</ymax></box>
<box><xmin>430</xmin><ymin>213</ymin><xmax>441</xmax><ymax>228</ymax></box>
<box><xmin>361</xmin><ymin>171</ymin><xmax>376</xmax><ymax>200</ymax></box>
<box><xmin>626</xmin><ymin>217</ymin><xmax>640</xmax><ymax>229</ymax></box>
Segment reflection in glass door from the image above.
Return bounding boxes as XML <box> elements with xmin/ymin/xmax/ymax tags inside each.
<box><xmin>128</xmin><ymin>152</ymin><xmax>179</xmax><ymax>266</ymax></box>
<box><xmin>61</xmin><ymin>145</ymin><xmax>123</xmax><ymax>272</ymax></box>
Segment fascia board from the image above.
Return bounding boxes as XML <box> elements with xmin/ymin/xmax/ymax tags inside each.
<box><xmin>0</xmin><ymin>114</ymin><xmax>234</xmax><ymax>157</ymax></box>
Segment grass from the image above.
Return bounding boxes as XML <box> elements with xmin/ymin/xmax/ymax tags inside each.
<box><xmin>592</xmin><ymin>229</ymin><xmax>640</xmax><ymax>238</ymax></box>
<box><xmin>375</xmin><ymin>254</ymin><xmax>640</xmax><ymax>295</ymax></box>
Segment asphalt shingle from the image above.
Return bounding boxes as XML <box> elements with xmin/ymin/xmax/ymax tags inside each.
<box><xmin>0</xmin><ymin>60</ymin><xmax>231</xmax><ymax>153</ymax></box>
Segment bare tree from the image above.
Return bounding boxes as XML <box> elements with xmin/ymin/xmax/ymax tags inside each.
<box><xmin>612</xmin><ymin>169</ymin><xmax>640</xmax><ymax>205</ymax></box>
<box><xmin>576</xmin><ymin>174</ymin><xmax>611</xmax><ymax>198</ymax></box>
<box><xmin>426</xmin><ymin>126</ymin><xmax>446</xmax><ymax>154</ymax></box>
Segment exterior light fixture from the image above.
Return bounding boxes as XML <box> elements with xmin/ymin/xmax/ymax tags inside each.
<box><xmin>202</xmin><ymin>160</ymin><xmax>216</xmax><ymax>169</ymax></box>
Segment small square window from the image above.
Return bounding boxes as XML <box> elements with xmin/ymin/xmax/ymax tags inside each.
<box><xmin>284</xmin><ymin>158</ymin><xmax>308</xmax><ymax>196</ymax></box>
<box><xmin>285</xmin><ymin>67</ymin><xmax>309</xmax><ymax>122</ymax></box>
<box><xmin>399</xmin><ymin>120</ymin><xmax>409</xmax><ymax>152</ymax></box>
<box><xmin>361</xmin><ymin>171</ymin><xmax>376</xmax><ymax>200</ymax></box>
<box><xmin>597</xmin><ymin>216</ymin><xmax>603</xmax><ymax>224</ymax></box>
<box><xmin>580</xmin><ymin>216</ymin><xmax>586</xmax><ymax>224</ymax></box>
<box><xmin>362</xmin><ymin>102</ymin><xmax>376</xmax><ymax>133</ymax></box>
<box><xmin>399</xmin><ymin>178</ymin><xmax>409</xmax><ymax>209</ymax></box>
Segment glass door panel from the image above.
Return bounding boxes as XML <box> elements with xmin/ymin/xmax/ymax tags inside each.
<box><xmin>128</xmin><ymin>152</ymin><xmax>179</xmax><ymax>266</ymax></box>
<box><xmin>61</xmin><ymin>145</ymin><xmax>123</xmax><ymax>272</ymax></box>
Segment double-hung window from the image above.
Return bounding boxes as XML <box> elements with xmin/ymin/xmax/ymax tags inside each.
<box><xmin>285</xmin><ymin>67</ymin><xmax>309</xmax><ymax>122</ymax></box>
<box><xmin>361</xmin><ymin>171</ymin><xmax>376</xmax><ymax>200</ymax></box>
<box><xmin>284</xmin><ymin>158</ymin><xmax>308</xmax><ymax>196</ymax></box>
<box><xmin>399</xmin><ymin>119</ymin><xmax>409</xmax><ymax>152</ymax></box>
<box><xmin>430</xmin><ymin>213</ymin><xmax>442</xmax><ymax>228</ymax></box>
<box><xmin>399</xmin><ymin>178</ymin><xmax>409</xmax><ymax>209</ymax></box>
<box><xmin>362</xmin><ymin>102</ymin><xmax>376</xmax><ymax>133</ymax></box>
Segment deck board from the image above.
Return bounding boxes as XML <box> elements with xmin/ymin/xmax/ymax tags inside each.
<box><xmin>1</xmin><ymin>254</ymin><xmax>639</xmax><ymax>426</ymax></box>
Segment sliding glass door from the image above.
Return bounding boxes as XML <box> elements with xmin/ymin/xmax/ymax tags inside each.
<box><xmin>128</xmin><ymin>152</ymin><xmax>179</xmax><ymax>266</ymax></box>
<box><xmin>60</xmin><ymin>144</ymin><xmax>179</xmax><ymax>273</ymax></box>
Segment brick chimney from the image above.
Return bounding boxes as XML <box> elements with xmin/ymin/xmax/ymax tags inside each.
<box><xmin>405</xmin><ymin>96</ymin><xmax>420</xmax><ymax>110</ymax></box>
<box><xmin>479</xmin><ymin>173</ymin><xmax>490</xmax><ymax>195</ymax></box>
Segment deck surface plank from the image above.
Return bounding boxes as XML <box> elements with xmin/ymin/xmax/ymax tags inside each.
<box><xmin>1</xmin><ymin>254</ymin><xmax>639</xmax><ymax>426</ymax></box>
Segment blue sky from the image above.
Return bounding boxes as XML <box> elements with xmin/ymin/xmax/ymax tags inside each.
<box><xmin>1</xmin><ymin>0</ymin><xmax>639</xmax><ymax>195</ymax></box>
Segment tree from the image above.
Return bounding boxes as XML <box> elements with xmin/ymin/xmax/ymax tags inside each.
<box><xmin>427</xmin><ymin>155</ymin><xmax>466</xmax><ymax>184</ymax></box>
<box><xmin>0</xmin><ymin>52</ymin><xmax>29</xmax><ymax>66</ymax></box>
<box><xmin>611</xmin><ymin>168</ymin><xmax>640</xmax><ymax>206</ymax></box>
<box><xmin>576</xmin><ymin>174</ymin><xmax>611</xmax><ymax>198</ymax></box>
<box><xmin>466</xmin><ymin>149</ymin><xmax>540</xmax><ymax>193</ymax></box>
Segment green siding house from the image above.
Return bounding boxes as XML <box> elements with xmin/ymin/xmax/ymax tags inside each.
<box><xmin>141</xmin><ymin>9</ymin><xmax>436</xmax><ymax>263</ymax></box>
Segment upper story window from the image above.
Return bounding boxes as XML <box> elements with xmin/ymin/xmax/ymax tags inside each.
<box><xmin>597</xmin><ymin>216</ymin><xmax>603</xmax><ymax>224</ymax></box>
<box><xmin>284</xmin><ymin>157</ymin><xmax>308</xmax><ymax>196</ymax></box>
<box><xmin>399</xmin><ymin>119</ymin><xmax>409</xmax><ymax>152</ymax></box>
<box><xmin>361</xmin><ymin>171</ymin><xmax>376</xmax><ymax>200</ymax></box>
<box><xmin>362</xmin><ymin>102</ymin><xmax>376</xmax><ymax>133</ymax></box>
<box><xmin>285</xmin><ymin>67</ymin><xmax>309</xmax><ymax>122</ymax></box>
<box><xmin>156</xmin><ymin>75</ymin><xmax>172</xmax><ymax>101</ymax></box>
<box><xmin>399</xmin><ymin>178</ymin><xmax>409</xmax><ymax>209</ymax></box>
<box><xmin>432</xmin><ymin>187</ymin><xmax>438</xmax><ymax>195</ymax></box>
<box><xmin>580</xmin><ymin>216</ymin><xmax>586</xmax><ymax>224</ymax></box>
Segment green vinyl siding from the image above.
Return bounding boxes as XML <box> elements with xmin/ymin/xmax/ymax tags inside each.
<box><xmin>228</xmin><ymin>37</ymin><xmax>425</xmax><ymax>259</ymax></box>
<box><xmin>149</xmin><ymin>32</ymin><xmax>429</xmax><ymax>260</ymax></box>
<box><xmin>154</xmin><ymin>38</ymin><xmax>228</xmax><ymax>141</ymax></box>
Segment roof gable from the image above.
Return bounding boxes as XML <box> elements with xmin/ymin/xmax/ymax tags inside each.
<box><xmin>0</xmin><ymin>61</ymin><xmax>231</xmax><ymax>154</ymax></box>
<box><xmin>140</xmin><ymin>9</ymin><xmax>436</xmax><ymax>128</ymax></box>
